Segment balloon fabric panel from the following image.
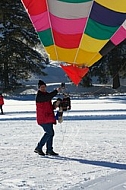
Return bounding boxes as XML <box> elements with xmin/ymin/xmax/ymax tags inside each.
<box><xmin>111</xmin><ymin>22</ymin><xmax>126</xmax><ymax>45</ymax></box>
<box><xmin>53</xmin><ymin>30</ymin><xmax>82</xmax><ymax>49</ymax></box>
<box><xmin>100</xmin><ymin>41</ymin><xmax>116</xmax><ymax>56</ymax></box>
<box><xmin>85</xmin><ymin>18</ymin><xmax>121</xmax><ymax>40</ymax></box>
<box><xmin>80</xmin><ymin>34</ymin><xmax>108</xmax><ymax>52</ymax></box>
<box><xmin>30</xmin><ymin>12</ymin><xmax>50</xmax><ymax>32</ymax></box>
<box><xmin>58</xmin><ymin>0</ymin><xmax>92</xmax><ymax>3</ymax></box>
<box><xmin>61</xmin><ymin>65</ymin><xmax>89</xmax><ymax>85</ymax></box>
<box><xmin>95</xmin><ymin>0</ymin><xmax>126</xmax><ymax>13</ymax></box>
<box><xmin>38</xmin><ymin>29</ymin><xmax>54</xmax><ymax>47</ymax></box>
<box><xmin>49</xmin><ymin>13</ymin><xmax>87</xmax><ymax>35</ymax></box>
<box><xmin>90</xmin><ymin>2</ymin><xmax>126</xmax><ymax>27</ymax></box>
<box><xmin>48</xmin><ymin>0</ymin><xmax>93</xmax><ymax>19</ymax></box>
<box><xmin>22</xmin><ymin>0</ymin><xmax>47</xmax><ymax>15</ymax></box>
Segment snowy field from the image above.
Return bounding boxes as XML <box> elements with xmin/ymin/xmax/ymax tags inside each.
<box><xmin>0</xmin><ymin>65</ymin><xmax>126</xmax><ymax>189</ymax></box>
<box><xmin>0</xmin><ymin>93</ymin><xmax>126</xmax><ymax>190</ymax></box>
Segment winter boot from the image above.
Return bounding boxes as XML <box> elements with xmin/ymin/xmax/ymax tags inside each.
<box><xmin>34</xmin><ymin>148</ymin><xmax>45</xmax><ymax>156</ymax></box>
<box><xmin>46</xmin><ymin>150</ymin><xmax>59</xmax><ymax>156</ymax></box>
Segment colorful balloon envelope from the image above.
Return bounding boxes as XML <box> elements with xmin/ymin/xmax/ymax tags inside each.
<box><xmin>21</xmin><ymin>0</ymin><xmax>126</xmax><ymax>85</ymax></box>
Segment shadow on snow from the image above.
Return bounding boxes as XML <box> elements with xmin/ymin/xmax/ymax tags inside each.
<box><xmin>44</xmin><ymin>156</ymin><xmax>126</xmax><ymax>170</ymax></box>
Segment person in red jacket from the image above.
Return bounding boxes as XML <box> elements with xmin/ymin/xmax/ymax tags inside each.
<box><xmin>34</xmin><ymin>80</ymin><xmax>61</xmax><ymax>156</ymax></box>
<box><xmin>0</xmin><ymin>93</ymin><xmax>4</xmax><ymax>115</ymax></box>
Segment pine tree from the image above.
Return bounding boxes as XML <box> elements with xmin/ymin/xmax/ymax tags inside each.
<box><xmin>90</xmin><ymin>40</ymin><xmax>126</xmax><ymax>89</ymax></box>
<box><xmin>0</xmin><ymin>0</ymin><xmax>48</xmax><ymax>90</ymax></box>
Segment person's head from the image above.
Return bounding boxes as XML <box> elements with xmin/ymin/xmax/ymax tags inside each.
<box><xmin>38</xmin><ymin>80</ymin><xmax>46</xmax><ymax>92</ymax></box>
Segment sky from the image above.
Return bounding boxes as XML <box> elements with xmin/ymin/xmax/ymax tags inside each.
<box><xmin>0</xmin><ymin>65</ymin><xmax>126</xmax><ymax>190</ymax></box>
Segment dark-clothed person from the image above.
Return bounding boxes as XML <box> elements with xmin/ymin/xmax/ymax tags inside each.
<box><xmin>0</xmin><ymin>93</ymin><xmax>4</xmax><ymax>114</ymax></box>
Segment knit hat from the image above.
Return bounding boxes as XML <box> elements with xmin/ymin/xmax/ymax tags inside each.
<box><xmin>38</xmin><ymin>80</ymin><xmax>46</xmax><ymax>88</ymax></box>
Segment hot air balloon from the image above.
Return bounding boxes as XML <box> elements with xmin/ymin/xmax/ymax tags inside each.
<box><xmin>21</xmin><ymin>0</ymin><xmax>126</xmax><ymax>85</ymax></box>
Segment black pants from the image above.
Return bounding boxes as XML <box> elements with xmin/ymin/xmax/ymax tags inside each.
<box><xmin>0</xmin><ymin>105</ymin><xmax>3</xmax><ymax>114</ymax></box>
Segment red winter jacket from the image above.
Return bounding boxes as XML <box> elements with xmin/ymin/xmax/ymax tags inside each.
<box><xmin>0</xmin><ymin>95</ymin><xmax>4</xmax><ymax>105</ymax></box>
<box><xmin>36</xmin><ymin>90</ymin><xmax>58</xmax><ymax>125</ymax></box>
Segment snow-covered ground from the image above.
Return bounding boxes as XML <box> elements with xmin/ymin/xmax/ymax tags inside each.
<box><xmin>0</xmin><ymin>66</ymin><xmax>126</xmax><ymax>190</ymax></box>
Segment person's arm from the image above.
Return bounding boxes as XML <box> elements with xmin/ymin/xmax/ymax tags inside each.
<box><xmin>36</xmin><ymin>89</ymin><xmax>60</xmax><ymax>102</ymax></box>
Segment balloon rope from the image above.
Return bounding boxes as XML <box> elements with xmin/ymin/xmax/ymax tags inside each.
<box><xmin>60</xmin><ymin>110</ymin><xmax>70</xmax><ymax>155</ymax></box>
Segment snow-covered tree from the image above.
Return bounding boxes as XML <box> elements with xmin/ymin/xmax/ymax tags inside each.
<box><xmin>0</xmin><ymin>0</ymin><xmax>48</xmax><ymax>90</ymax></box>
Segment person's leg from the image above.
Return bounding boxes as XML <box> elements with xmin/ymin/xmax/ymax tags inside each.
<box><xmin>46</xmin><ymin>124</ymin><xmax>54</xmax><ymax>152</ymax></box>
<box><xmin>36</xmin><ymin>123</ymin><xmax>54</xmax><ymax>151</ymax></box>
<box><xmin>0</xmin><ymin>105</ymin><xmax>3</xmax><ymax>114</ymax></box>
<box><xmin>1</xmin><ymin>106</ymin><xmax>3</xmax><ymax>114</ymax></box>
<box><xmin>45</xmin><ymin>124</ymin><xmax>59</xmax><ymax>156</ymax></box>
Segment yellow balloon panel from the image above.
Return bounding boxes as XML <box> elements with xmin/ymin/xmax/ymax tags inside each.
<box><xmin>45</xmin><ymin>44</ymin><xmax>102</xmax><ymax>67</ymax></box>
<box><xmin>95</xmin><ymin>0</ymin><xmax>126</xmax><ymax>13</ymax></box>
<box><xmin>88</xmin><ymin>53</ymin><xmax>102</xmax><ymax>67</ymax></box>
<box><xmin>55</xmin><ymin>46</ymin><xmax>78</xmax><ymax>63</ymax></box>
<box><xmin>80</xmin><ymin>34</ymin><xmax>108</xmax><ymax>52</ymax></box>
<box><xmin>75</xmin><ymin>49</ymin><xmax>102</xmax><ymax>67</ymax></box>
<box><xmin>45</xmin><ymin>45</ymin><xmax>58</xmax><ymax>61</ymax></box>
